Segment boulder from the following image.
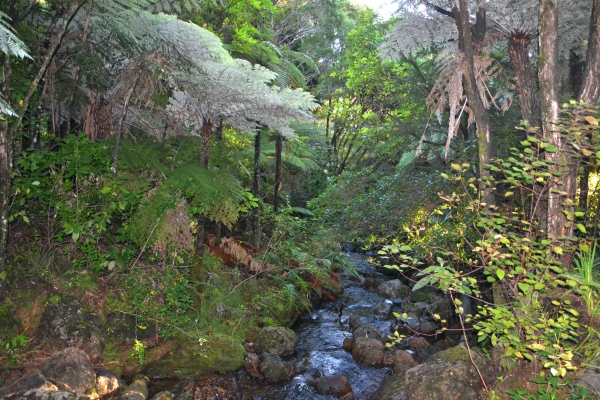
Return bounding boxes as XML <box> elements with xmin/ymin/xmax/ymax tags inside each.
<box><xmin>96</xmin><ymin>369</ymin><xmax>123</xmax><ymax>398</ymax></box>
<box><xmin>144</xmin><ymin>334</ymin><xmax>245</xmax><ymax>379</ymax></box>
<box><xmin>403</xmin><ymin>344</ymin><xmax>494</xmax><ymax>400</ymax></box>
<box><xmin>40</xmin><ymin>347</ymin><xmax>98</xmax><ymax>399</ymax></box>
<box><xmin>352</xmin><ymin>337</ymin><xmax>385</xmax><ymax>367</ymax></box>
<box><xmin>376</xmin><ymin>280</ymin><xmax>411</xmax><ymax>301</ymax></box>
<box><xmin>259</xmin><ymin>353</ymin><xmax>294</xmax><ymax>383</ymax></box>
<box><xmin>119</xmin><ymin>375</ymin><xmax>148</xmax><ymax>400</ymax></box>
<box><xmin>254</xmin><ymin>326</ymin><xmax>298</xmax><ymax>356</ymax></box>
<box><xmin>38</xmin><ymin>297</ymin><xmax>104</xmax><ymax>361</ymax></box>
<box><xmin>373</xmin><ymin>302</ymin><xmax>392</xmax><ymax>319</ymax></box>
<box><xmin>0</xmin><ymin>369</ymin><xmax>57</xmax><ymax>398</ymax></box>
<box><xmin>370</xmin><ymin>375</ymin><xmax>408</xmax><ymax>400</ymax></box>
<box><xmin>312</xmin><ymin>375</ymin><xmax>353</xmax><ymax>396</ymax></box>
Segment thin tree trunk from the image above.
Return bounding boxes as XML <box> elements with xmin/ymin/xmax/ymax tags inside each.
<box><xmin>252</xmin><ymin>128</ymin><xmax>261</xmax><ymax>248</ymax></box>
<box><xmin>454</xmin><ymin>3</ymin><xmax>494</xmax><ymax>206</ymax></box>
<box><xmin>539</xmin><ymin>0</ymin><xmax>573</xmax><ymax>243</ymax></box>
<box><xmin>112</xmin><ymin>75</ymin><xmax>140</xmax><ymax>173</ymax></box>
<box><xmin>274</xmin><ymin>135</ymin><xmax>282</xmax><ymax>213</ymax></box>
<box><xmin>579</xmin><ymin>165</ymin><xmax>590</xmax><ymax>212</ymax></box>
<box><xmin>66</xmin><ymin>0</ymin><xmax>93</xmax><ymax>136</ymax></box>
<box><xmin>191</xmin><ymin>119</ymin><xmax>213</xmax><ymax>309</ymax></box>
<box><xmin>509</xmin><ymin>33</ymin><xmax>539</xmax><ymax>126</ymax></box>
<box><xmin>0</xmin><ymin>51</ymin><xmax>12</xmax><ymax>276</ymax></box>
<box><xmin>580</xmin><ymin>0</ymin><xmax>600</xmax><ymax>104</ymax></box>
<box><xmin>9</xmin><ymin>0</ymin><xmax>86</xmax><ymax>140</ymax></box>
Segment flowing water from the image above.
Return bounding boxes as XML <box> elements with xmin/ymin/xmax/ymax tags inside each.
<box><xmin>238</xmin><ymin>253</ymin><xmax>395</xmax><ymax>400</ymax></box>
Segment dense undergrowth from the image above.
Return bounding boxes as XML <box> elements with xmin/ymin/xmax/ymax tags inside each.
<box><xmin>0</xmin><ymin>130</ymin><xmax>349</xmax><ymax>380</ymax></box>
<box><xmin>310</xmin><ymin>103</ymin><xmax>600</xmax><ymax>399</ymax></box>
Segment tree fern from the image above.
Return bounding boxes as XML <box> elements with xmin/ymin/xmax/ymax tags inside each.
<box><xmin>0</xmin><ymin>11</ymin><xmax>30</xmax><ymax>116</ymax></box>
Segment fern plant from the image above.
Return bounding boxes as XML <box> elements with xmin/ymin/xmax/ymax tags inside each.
<box><xmin>0</xmin><ymin>11</ymin><xmax>30</xmax><ymax>116</ymax></box>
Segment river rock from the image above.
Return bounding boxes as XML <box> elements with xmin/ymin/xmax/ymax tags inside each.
<box><xmin>254</xmin><ymin>326</ymin><xmax>298</xmax><ymax>356</ymax></box>
<box><xmin>363</xmin><ymin>277</ymin><xmax>384</xmax><ymax>291</ymax></box>
<box><xmin>119</xmin><ymin>375</ymin><xmax>148</xmax><ymax>400</ymax></box>
<box><xmin>403</xmin><ymin>344</ymin><xmax>494</xmax><ymax>400</ymax></box>
<box><xmin>418</xmin><ymin>321</ymin><xmax>439</xmax><ymax>334</ymax></box>
<box><xmin>352</xmin><ymin>336</ymin><xmax>385</xmax><ymax>367</ymax></box>
<box><xmin>373</xmin><ymin>301</ymin><xmax>392</xmax><ymax>319</ymax></box>
<box><xmin>339</xmin><ymin>393</ymin><xmax>355</xmax><ymax>400</ymax></box>
<box><xmin>144</xmin><ymin>335</ymin><xmax>245</xmax><ymax>379</ymax></box>
<box><xmin>1</xmin><ymin>389</ymin><xmax>88</xmax><ymax>399</ymax></box>
<box><xmin>149</xmin><ymin>392</ymin><xmax>172</xmax><ymax>400</ymax></box>
<box><xmin>409</xmin><ymin>286</ymin><xmax>438</xmax><ymax>303</ymax></box>
<box><xmin>376</xmin><ymin>280</ymin><xmax>411</xmax><ymax>300</ymax></box>
<box><xmin>371</xmin><ymin>375</ymin><xmax>408</xmax><ymax>400</ymax></box>
<box><xmin>312</xmin><ymin>375</ymin><xmax>353</xmax><ymax>396</ymax></box>
<box><xmin>0</xmin><ymin>369</ymin><xmax>58</xmax><ymax>398</ymax></box>
<box><xmin>40</xmin><ymin>347</ymin><xmax>98</xmax><ymax>399</ymax></box>
<box><xmin>259</xmin><ymin>353</ymin><xmax>294</xmax><ymax>383</ymax></box>
<box><xmin>96</xmin><ymin>369</ymin><xmax>122</xmax><ymax>398</ymax></box>
<box><xmin>388</xmin><ymin>349</ymin><xmax>418</xmax><ymax>375</ymax></box>
<box><xmin>38</xmin><ymin>296</ymin><xmax>104</xmax><ymax>361</ymax></box>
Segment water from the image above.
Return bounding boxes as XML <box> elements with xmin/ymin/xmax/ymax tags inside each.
<box><xmin>239</xmin><ymin>253</ymin><xmax>394</xmax><ymax>400</ymax></box>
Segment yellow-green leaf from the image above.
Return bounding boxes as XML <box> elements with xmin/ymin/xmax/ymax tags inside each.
<box><xmin>585</xmin><ymin>115</ymin><xmax>598</xmax><ymax>126</ymax></box>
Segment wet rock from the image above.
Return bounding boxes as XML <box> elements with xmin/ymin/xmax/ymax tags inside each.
<box><xmin>106</xmin><ymin>313</ymin><xmax>156</xmax><ymax>341</ymax></box>
<box><xmin>38</xmin><ymin>297</ymin><xmax>104</xmax><ymax>361</ymax></box>
<box><xmin>342</xmin><ymin>337</ymin><xmax>354</xmax><ymax>351</ymax></box>
<box><xmin>339</xmin><ymin>393</ymin><xmax>356</xmax><ymax>400</ymax></box>
<box><xmin>259</xmin><ymin>353</ymin><xmax>294</xmax><ymax>383</ymax></box>
<box><xmin>402</xmin><ymin>336</ymin><xmax>430</xmax><ymax>349</ymax></box>
<box><xmin>418</xmin><ymin>321</ymin><xmax>439</xmax><ymax>334</ymax></box>
<box><xmin>144</xmin><ymin>335</ymin><xmax>245</xmax><ymax>379</ymax></box>
<box><xmin>254</xmin><ymin>326</ymin><xmax>298</xmax><ymax>356</ymax></box>
<box><xmin>352</xmin><ymin>324</ymin><xmax>381</xmax><ymax>338</ymax></box>
<box><xmin>412</xmin><ymin>343</ymin><xmax>439</xmax><ymax>364</ymax></box>
<box><xmin>373</xmin><ymin>302</ymin><xmax>392</xmax><ymax>319</ymax></box>
<box><xmin>119</xmin><ymin>375</ymin><xmax>148</xmax><ymax>400</ymax></box>
<box><xmin>397</xmin><ymin>311</ymin><xmax>420</xmax><ymax>330</ymax></box>
<box><xmin>376</xmin><ymin>280</ymin><xmax>411</xmax><ymax>301</ymax></box>
<box><xmin>2</xmin><ymin>390</ymin><xmax>88</xmax><ymax>399</ymax></box>
<box><xmin>392</xmin><ymin>298</ymin><xmax>404</xmax><ymax>306</ymax></box>
<box><xmin>363</xmin><ymin>278</ymin><xmax>384</xmax><ymax>291</ymax></box>
<box><xmin>389</xmin><ymin>349</ymin><xmax>418</xmax><ymax>375</ymax></box>
<box><xmin>0</xmin><ymin>369</ymin><xmax>57</xmax><ymax>398</ymax></box>
<box><xmin>352</xmin><ymin>337</ymin><xmax>385</xmax><ymax>367</ymax></box>
<box><xmin>575</xmin><ymin>371</ymin><xmax>600</xmax><ymax>396</ymax></box>
<box><xmin>371</xmin><ymin>375</ymin><xmax>408</xmax><ymax>400</ymax></box>
<box><xmin>312</xmin><ymin>375</ymin><xmax>353</xmax><ymax>396</ymax></box>
<box><xmin>40</xmin><ymin>347</ymin><xmax>98</xmax><ymax>399</ymax></box>
<box><xmin>403</xmin><ymin>344</ymin><xmax>494</xmax><ymax>400</ymax></box>
<box><xmin>96</xmin><ymin>369</ymin><xmax>122</xmax><ymax>398</ymax></box>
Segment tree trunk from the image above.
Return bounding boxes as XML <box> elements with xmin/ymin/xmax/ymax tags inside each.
<box><xmin>200</xmin><ymin>119</ymin><xmax>212</xmax><ymax>169</ymax></box>
<box><xmin>252</xmin><ymin>128</ymin><xmax>261</xmax><ymax>248</ymax></box>
<box><xmin>539</xmin><ymin>0</ymin><xmax>574</xmax><ymax>244</ymax></box>
<box><xmin>274</xmin><ymin>135</ymin><xmax>282</xmax><ymax>213</ymax></box>
<box><xmin>112</xmin><ymin>75</ymin><xmax>140</xmax><ymax>173</ymax></box>
<box><xmin>0</xmin><ymin>52</ymin><xmax>11</xmax><ymax>277</ymax></box>
<box><xmin>454</xmin><ymin>3</ymin><xmax>494</xmax><ymax>206</ymax></box>
<box><xmin>580</xmin><ymin>0</ymin><xmax>600</xmax><ymax>105</ymax></box>
<box><xmin>509</xmin><ymin>32</ymin><xmax>539</xmax><ymax>126</ymax></box>
<box><xmin>579</xmin><ymin>165</ymin><xmax>590</xmax><ymax>212</ymax></box>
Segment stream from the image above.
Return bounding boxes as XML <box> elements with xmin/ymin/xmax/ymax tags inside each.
<box><xmin>237</xmin><ymin>252</ymin><xmax>396</xmax><ymax>399</ymax></box>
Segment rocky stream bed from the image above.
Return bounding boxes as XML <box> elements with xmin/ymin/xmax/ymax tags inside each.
<box><xmin>2</xmin><ymin>253</ymin><xmax>599</xmax><ymax>399</ymax></box>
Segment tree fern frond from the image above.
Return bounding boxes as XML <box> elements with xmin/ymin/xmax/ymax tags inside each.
<box><xmin>0</xmin><ymin>96</ymin><xmax>16</xmax><ymax>116</ymax></box>
<box><xmin>0</xmin><ymin>11</ymin><xmax>30</xmax><ymax>59</ymax></box>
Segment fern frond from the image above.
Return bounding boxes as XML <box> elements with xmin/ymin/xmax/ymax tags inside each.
<box><xmin>0</xmin><ymin>11</ymin><xmax>30</xmax><ymax>59</ymax></box>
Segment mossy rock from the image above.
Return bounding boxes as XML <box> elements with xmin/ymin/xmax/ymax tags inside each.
<box><xmin>144</xmin><ymin>334</ymin><xmax>245</xmax><ymax>379</ymax></box>
<box><xmin>371</xmin><ymin>375</ymin><xmax>407</xmax><ymax>400</ymax></box>
<box><xmin>409</xmin><ymin>286</ymin><xmax>438</xmax><ymax>303</ymax></box>
<box><xmin>403</xmin><ymin>344</ymin><xmax>495</xmax><ymax>400</ymax></box>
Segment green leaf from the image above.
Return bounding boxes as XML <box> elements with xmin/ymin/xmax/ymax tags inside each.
<box><xmin>576</xmin><ymin>223</ymin><xmax>587</xmax><ymax>234</ymax></box>
<box><xmin>0</xmin><ymin>271</ymin><xmax>6</xmax><ymax>281</ymax></box>
<box><xmin>496</xmin><ymin>269</ymin><xmax>505</xmax><ymax>280</ymax></box>
<box><xmin>101</xmin><ymin>186</ymin><xmax>112</xmax><ymax>194</ymax></box>
<box><xmin>31</xmin><ymin>181</ymin><xmax>40</xmax><ymax>186</ymax></box>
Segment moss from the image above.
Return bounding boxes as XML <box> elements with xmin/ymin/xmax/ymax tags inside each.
<box><xmin>144</xmin><ymin>334</ymin><xmax>246</xmax><ymax>379</ymax></box>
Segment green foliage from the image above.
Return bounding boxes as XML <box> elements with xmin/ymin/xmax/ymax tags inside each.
<box><xmin>506</xmin><ymin>373</ymin><xmax>589</xmax><ymax>399</ymax></box>
<box><xmin>11</xmin><ymin>136</ymin><xmax>142</xmax><ymax>271</ymax></box>
<box><xmin>132</xmin><ymin>338</ymin><xmax>147</xmax><ymax>367</ymax></box>
<box><xmin>378</xmin><ymin>114</ymin><xmax>600</xmax><ymax>384</ymax></box>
